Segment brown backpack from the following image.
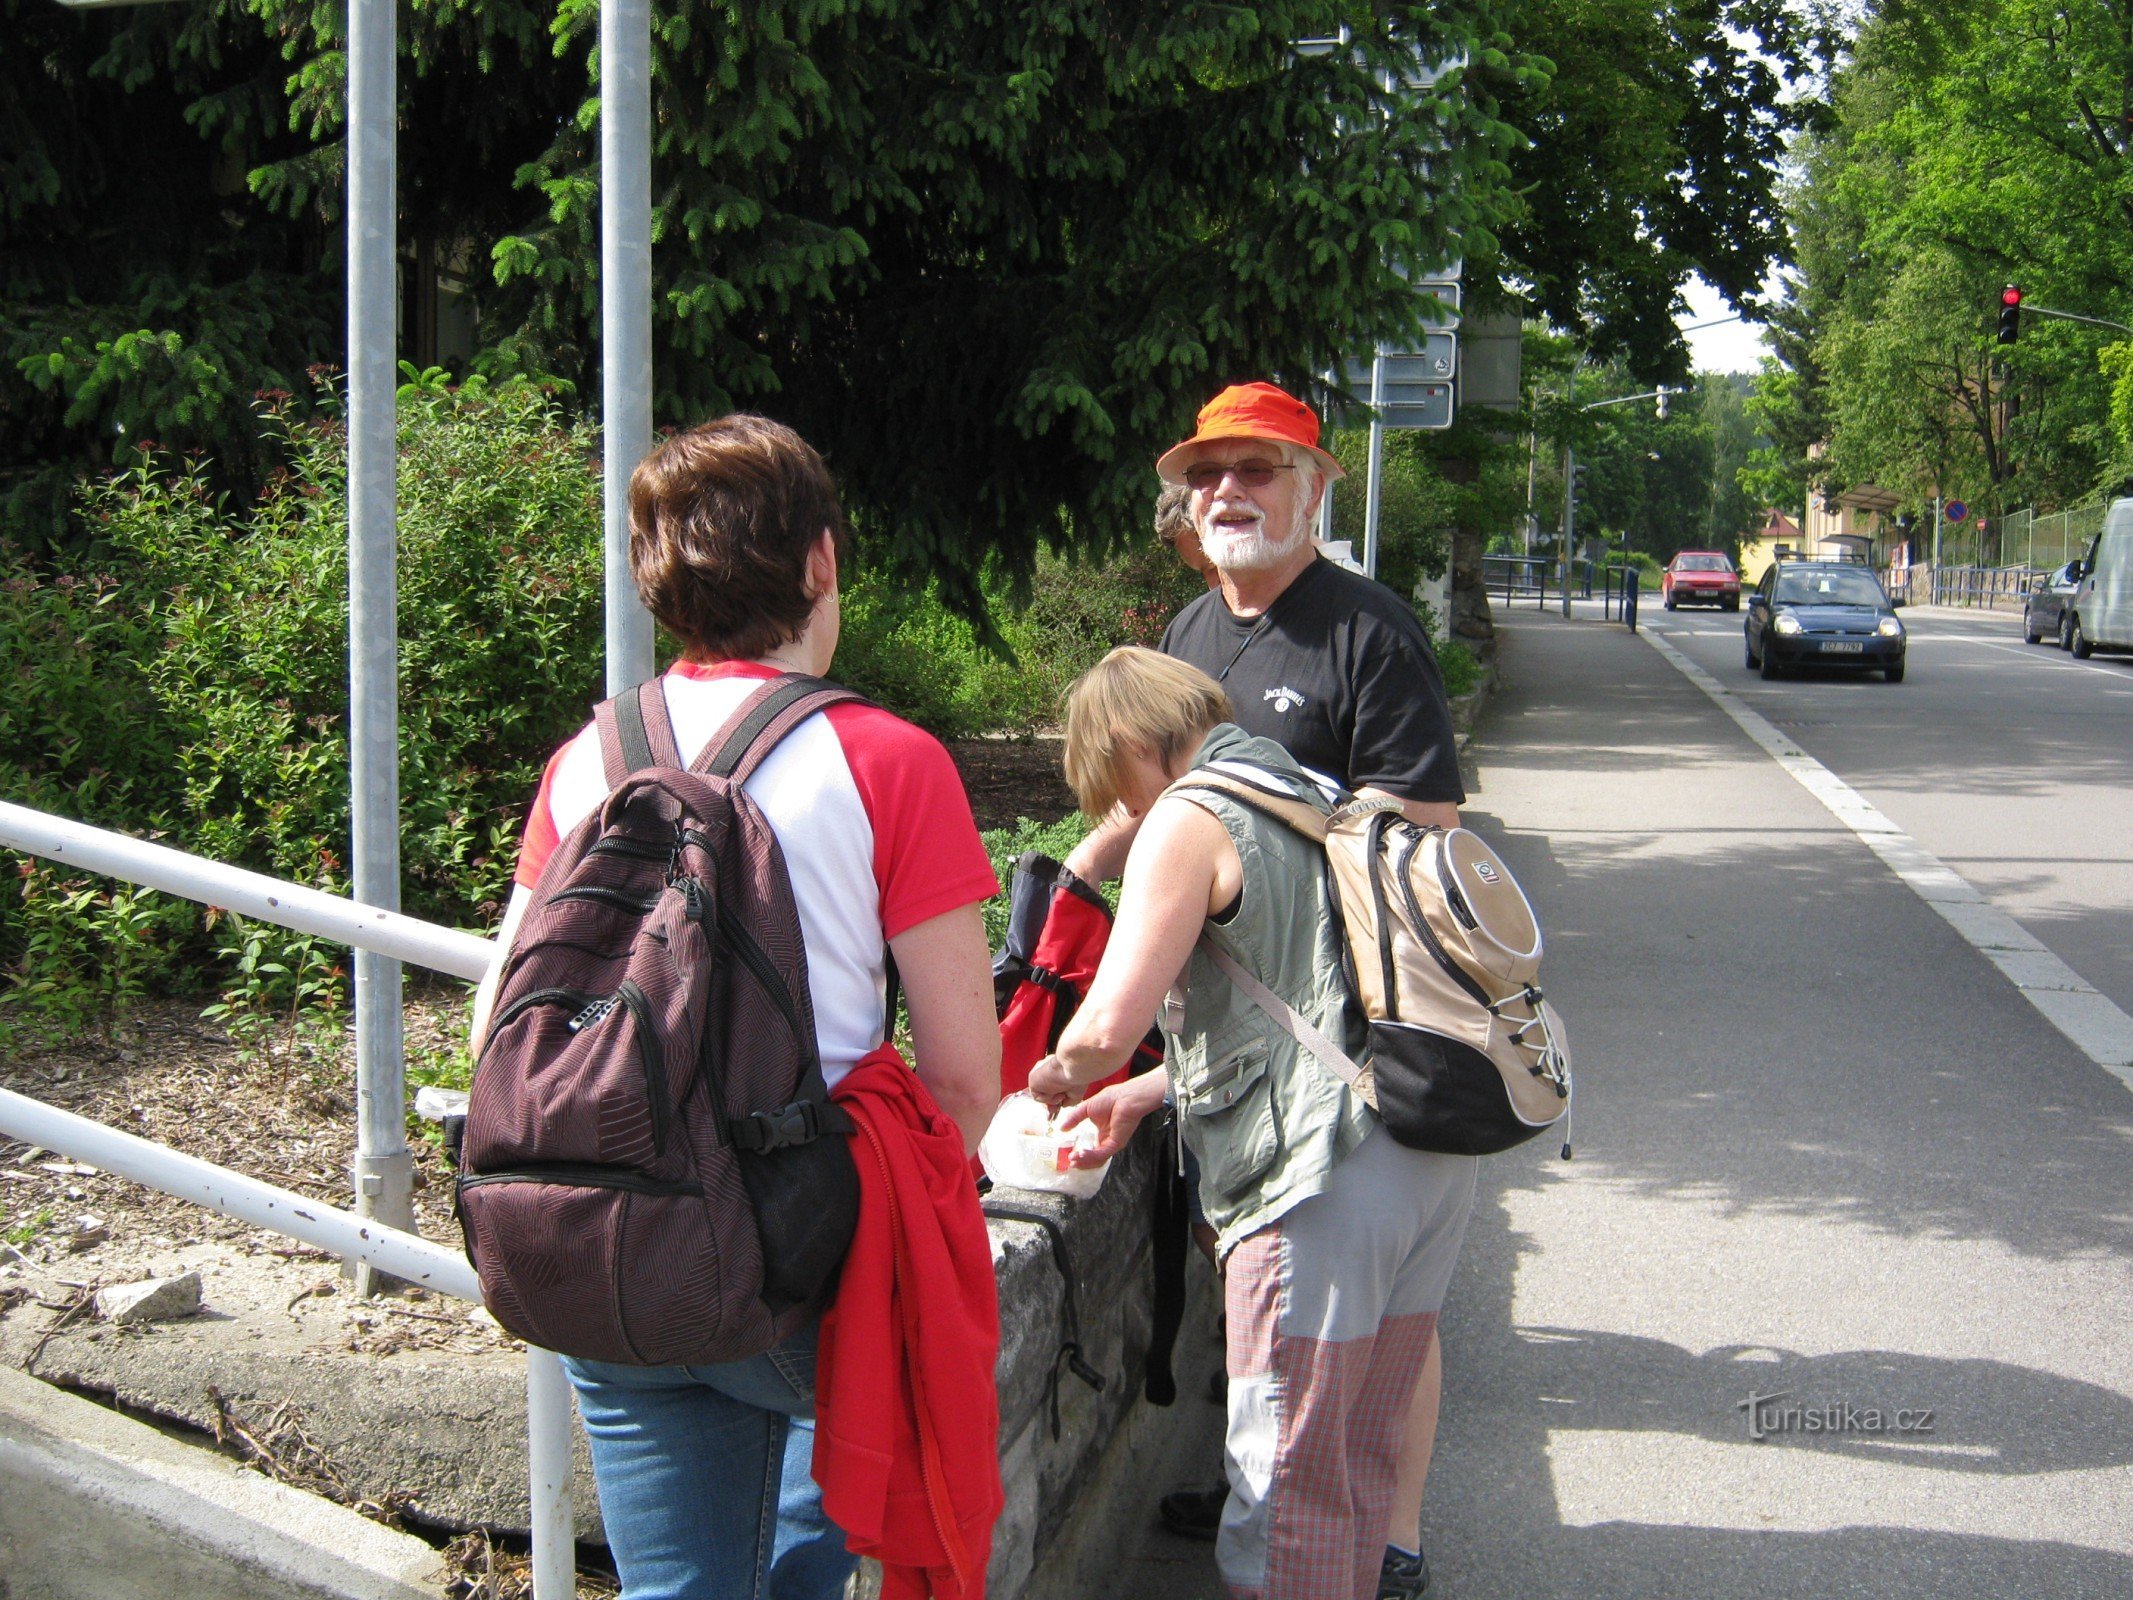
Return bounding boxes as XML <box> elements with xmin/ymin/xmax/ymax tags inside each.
<box><xmin>1172</xmin><ymin>761</ymin><xmax>1573</xmax><ymax>1159</ymax></box>
<box><xmin>458</xmin><ymin>674</ymin><xmax>866</xmax><ymax>1365</ymax></box>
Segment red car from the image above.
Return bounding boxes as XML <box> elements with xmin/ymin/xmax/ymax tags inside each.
<box><xmin>1663</xmin><ymin>551</ymin><xmax>1741</xmax><ymax>611</ymax></box>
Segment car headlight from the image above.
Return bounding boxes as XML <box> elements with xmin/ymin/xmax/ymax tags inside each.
<box><xmin>1773</xmin><ymin>613</ymin><xmax>1802</xmax><ymax>636</ymax></box>
<box><xmin>1877</xmin><ymin>616</ymin><xmax>1903</xmax><ymax>637</ymax></box>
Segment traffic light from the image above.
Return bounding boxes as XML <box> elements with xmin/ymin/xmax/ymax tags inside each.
<box><xmin>1997</xmin><ymin>285</ymin><xmax>2023</xmax><ymax>344</ymax></box>
<box><xmin>1655</xmin><ymin>386</ymin><xmax>1669</xmax><ymax>421</ymax></box>
<box><xmin>1569</xmin><ymin>463</ymin><xmax>1590</xmax><ymax>504</ymax></box>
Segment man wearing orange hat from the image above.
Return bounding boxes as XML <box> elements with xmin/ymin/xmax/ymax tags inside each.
<box><xmin>1071</xmin><ymin>381</ymin><xmax>1468</xmax><ymax>1598</ymax></box>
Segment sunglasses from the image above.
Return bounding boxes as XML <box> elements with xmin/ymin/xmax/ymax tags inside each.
<box><xmin>1183</xmin><ymin>459</ymin><xmax>1296</xmax><ymax>492</ymax></box>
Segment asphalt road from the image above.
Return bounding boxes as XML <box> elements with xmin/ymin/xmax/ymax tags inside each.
<box><xmin>1110</xmin><ymin>599</ymin><xmax>2132</xmax><ymax>1599</ymax></box>
<box><xmin>1644</xmin><ymin>598</ymin><xmax>2133</xmax><ymax>1024</ymax></box>
<box><xmin>1422</xmin><ymin>605</ymin><xmax>2133</xmax><ymax>1599</ymax></box>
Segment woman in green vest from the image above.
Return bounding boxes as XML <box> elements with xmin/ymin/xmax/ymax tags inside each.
<box><xmin>1028</xmin><ymin>646</ymin><xmax>1478</xmax><ymax>1600</ymax></box>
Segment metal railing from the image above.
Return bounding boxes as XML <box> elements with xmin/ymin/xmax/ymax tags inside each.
<box><xmin>1929</xmin><ymin>564</ymin><xmax>2034</xmax><ymax>610</ymax></box>
<box><xmin>0</xmin><ymin>800</ymin><xmax>574</xmax><ymax>1600</ymax></box>
<box><xmin>1483</xmin><ymin>554</ymin><xmax>1597</xmax><ymax>613</ymax></box>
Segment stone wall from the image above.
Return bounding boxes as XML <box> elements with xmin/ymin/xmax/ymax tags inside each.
<box><xmin>981</xmin><ymin>1118</ymin><xmax>1216</xmax><ymax>1597</ymax></box>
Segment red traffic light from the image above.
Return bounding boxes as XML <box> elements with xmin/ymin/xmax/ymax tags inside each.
<box><xmin>1997</xmin><ymin>285</ymin><xmax>2023</xmax><ymax>343</ymax></box>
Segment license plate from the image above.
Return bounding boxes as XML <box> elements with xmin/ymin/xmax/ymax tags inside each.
<box><xmin>1820</xmin><ymin>641</ymin><xmax>1864</xmax><ymax>654</ymax></box>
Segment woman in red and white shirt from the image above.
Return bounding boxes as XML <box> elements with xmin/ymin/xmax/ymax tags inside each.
<box><xmin>471</xmin><ymin>415</ymin><xmax>999</xmax><ymax>1600</ymax></box>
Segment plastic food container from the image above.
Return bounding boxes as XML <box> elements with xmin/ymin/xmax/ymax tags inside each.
<box><xmin>978</xmin><ymin>1091</ymin><xmax>1112</xmax><ymax>1199</ymax></box>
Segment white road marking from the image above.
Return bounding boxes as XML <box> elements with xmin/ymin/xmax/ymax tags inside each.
<box><xmin>1640</xmin><ymin>629</ymin><xmax>2133</xmax><ymax>1092</ymax></box>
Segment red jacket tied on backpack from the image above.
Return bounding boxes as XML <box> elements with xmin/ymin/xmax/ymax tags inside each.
<box><xmin>817</xmin><ymin>1046</ymin><xmax>1003</xmax><ymax>1600</ymax></box>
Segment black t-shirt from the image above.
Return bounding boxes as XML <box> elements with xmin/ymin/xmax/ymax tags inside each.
<box><xmin>1160</xmin><ymin>557</ymin><xmax>1466</xmax><ymax>804</ymax></box>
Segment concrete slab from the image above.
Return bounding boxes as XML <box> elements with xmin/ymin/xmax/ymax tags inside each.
<box><xmin>0</xmin><ymin>1362</ymin><xmax>448</xmax><ymax>1600</ymax></box>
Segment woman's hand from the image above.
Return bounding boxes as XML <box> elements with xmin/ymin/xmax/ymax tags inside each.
<box><xmin>1057</xmin><ymin>1072</ymin><xmax>1168</xmax><ymax>1167</ymax></box>
<box><xmin>1026</xmin><ymin>1054</ymin><xmax>1079</xmax><ymax>1109</ymax></box>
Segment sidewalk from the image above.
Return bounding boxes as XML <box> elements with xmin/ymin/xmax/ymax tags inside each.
<box><xmin>1419</xmin><ymin>609</ymin><xmax>2133</xmax><ymax>1599</ymax></box>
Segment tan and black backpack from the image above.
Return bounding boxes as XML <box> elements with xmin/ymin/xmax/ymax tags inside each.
<box><xmin>1173</xmin><ymin>760</ymin><xmax>1573</xmax><ymax>1159</ymax></box>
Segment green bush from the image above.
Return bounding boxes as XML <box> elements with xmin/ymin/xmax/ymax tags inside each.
<box><xmin>838</xmin><ymin>543</ymin><xmax>1202</xmax><ymax>739</ymax></box>
<box><xmin>1</xmin><ymin>378</ymin><xmax>603</xmax><ymax>1023</ymax></box>
<box><xmin>1437</xmin><ymin>638</ymin><xmax>1483</xmax><ymax>700</ymax></box>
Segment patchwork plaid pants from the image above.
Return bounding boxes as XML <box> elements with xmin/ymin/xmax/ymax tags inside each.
<box><xmin>1217</xmin><ymin>1129</ymin><xmax>1478</xmax><ymax>1600</ymax></box>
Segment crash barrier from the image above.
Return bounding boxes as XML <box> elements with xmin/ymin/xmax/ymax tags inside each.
<box><xmin>0</xmin><ymin>800</ymin><xmax>1199</xmax><ymax>1597</ymax></box>
<box><xmin>1597</xmin><ymin>563</ymin><xmax>1642</xmax><ymax>629</ymax></box>
<box><xmin>0</xmin><ymin>801</ymin><xmax>574</xmax><ymax>1600</ymax></box>
<box><xmin>1929</xmin><ymin>564</ymin><xmax>2034</xmax><ymax>611</ymax></box>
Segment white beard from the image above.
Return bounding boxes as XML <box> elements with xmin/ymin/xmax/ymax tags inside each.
<box><xmin>1199</xmin><ymin>510</ymin><xmax>1310</xmax><ymax>573</ymax></box>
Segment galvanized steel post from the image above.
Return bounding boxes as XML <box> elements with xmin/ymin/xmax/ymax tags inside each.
<box><xmin>346</xmin><ymin>0</ymin><xmax>414</xmax><ymax>1274</ymax></box>
<box><xmin>1362</xmin><ymin>353</ymin><xmax>1387</xmax><ymax>580</ymax></box>
<box><xmin>601</xmin><ymin>0</ymin><xmax>658</xmax><ymax>694</ymax></box>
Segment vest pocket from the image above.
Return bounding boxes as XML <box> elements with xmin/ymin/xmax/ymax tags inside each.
<box><xmin>1181</xmin><ymin>1041</ymin><xmax>1279</xmax><ymax>1200</ymax></box>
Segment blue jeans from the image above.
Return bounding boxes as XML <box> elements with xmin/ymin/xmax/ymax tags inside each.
<box><xmin>565</xmin><ymin>1323</ymin><xmax>857</xmax><ymax>1600</ymax></box>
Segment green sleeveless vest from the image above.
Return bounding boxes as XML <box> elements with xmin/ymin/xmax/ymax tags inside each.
<box><xmin>1164</xmin><ymin>723</ymin><xmax>1376</xmax><ymax>1255</ymax></box>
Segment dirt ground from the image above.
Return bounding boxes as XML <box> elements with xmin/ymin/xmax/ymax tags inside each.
<box><xmin>944</xmin><ymin>733</ymin><xmax>1078</xmax><ymax>830</ymax></box>
<box><xmin>0</xmin><ymin>990</ymin><xmax>500</xmax><ymax>1352</ymax></box>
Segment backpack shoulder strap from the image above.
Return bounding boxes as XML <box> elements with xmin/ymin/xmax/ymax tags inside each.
<box><xmin>692</xmin><ymin>673</ymin><xmax>872</xmax><ymax>784</ymax></box>
<box><xmin>1199</xmin><ymin>937</ymin><xmax>1370</xmax><ymax>1097</ymax></box>
<box><xmin>1165</xmin><ymin>767</ymin><xmax>1333</xmax><ymax>843</ymax></box>
<box><xmin>592</xmin><ymin>679</ymin><xmax>686</xmax><ymax>783</ymax></box>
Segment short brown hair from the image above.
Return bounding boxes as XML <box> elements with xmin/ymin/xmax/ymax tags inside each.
<box><xmin>628</xmin><ymin>414</ymin><xmax>852</xmax><ymax>661</ymax></box>
<box><xmin>1063</xmin><ymin>647</ymin><xmax>1233</xmax><ymax>817</ymax></box>
<box><xmin>1153</xmin><ymin>482</ymin><xmax>1194</xmax><ymax>546</ymax></box>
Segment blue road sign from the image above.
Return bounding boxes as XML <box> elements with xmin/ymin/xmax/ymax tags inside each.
<box><xmin>1944</xmin><ymin>500</ymin><xmax>1969</xmax><ymax>523</ymax></box>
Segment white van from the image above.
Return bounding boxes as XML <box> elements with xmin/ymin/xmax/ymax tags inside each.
<box><xmin>2069</xmin><ymin>499</ymin><xmax>2133</xmax><ymax>657</ymax></box>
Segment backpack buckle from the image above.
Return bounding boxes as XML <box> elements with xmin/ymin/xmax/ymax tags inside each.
<box><xmin>730</xmin><ymin>1100</ymin><xmax>820</xmax><ymax>1151</ymax></box>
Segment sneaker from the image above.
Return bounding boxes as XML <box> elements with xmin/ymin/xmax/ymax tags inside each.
<box><xmin>1157</xmin><ymin>1483</ymin><xmax>1228</xmax><ymax>1541</ymax></box>
<box><xmin>1378</xmin><ymin>1545</ymin><xmax>1430</xmax><ymax>1600</ymax></box>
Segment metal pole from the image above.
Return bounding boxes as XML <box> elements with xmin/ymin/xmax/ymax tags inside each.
<box><xmin>0</xmin><ymin>802</ymin><xmax>495</xmax><ymax>982</ymax></box>
<box><xmin>346</xmin><ymin>0</ymin><xmax>413</xmax><ymax>1277</ymax></box>
<box><xmin>0</xmin><ymin>1084</ymin><xmax>579</xmax><ymax>1600</ymax></box>
<box><xmin>1560</xmin><ymin>447</ymin><xmax>1575</xmax><ymax>618</ymax></box>
<box><xmin>1318</xmin><ymin>367</ymin><xmax>1338</xmax><ymax>545</ymax></box>
<box><xmin>525</xmin><ymin>1349</ymin><xmax>579</xmax><ymax>1600</ymax></box>
<box><xmin>0</xmin><ymin>1088</ymin><xmax>477</xmax><ymax>1300</ymax></box>
<box><xmin>602</xmin><ymin>0</ymin><xmax>658</xmax><ymax>694</ymax></box>
<box><xmin>1362</xmin><ymin>352</ymin><xmax>1387</xmax><ymax>579</ymax></box>
<box><xmin>1932</xmin><ymin>494</ymin><xmax>1942</xmax><ymax>606</ymax></box>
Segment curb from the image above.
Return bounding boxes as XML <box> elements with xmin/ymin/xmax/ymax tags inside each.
<box><xmin>0</xmin><ymin>1364</ymin><xmax>448</xmax><ymax>1600</ymax></box>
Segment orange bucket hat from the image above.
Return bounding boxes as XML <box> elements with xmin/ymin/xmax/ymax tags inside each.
<box><xmin>1155</xmin><ymin>381</ymin><xmax>1346</xmax><ymax>486</ymax></box>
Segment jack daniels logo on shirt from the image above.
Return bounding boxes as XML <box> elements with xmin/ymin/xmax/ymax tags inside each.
<box><xmin>1263</xmin><ymin>685</ymin><xmax>1307</xmax><ymax>714</ymax></box>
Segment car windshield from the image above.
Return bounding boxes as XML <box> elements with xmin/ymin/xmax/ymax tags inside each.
<box><xmin>1676</xmin><ymin>554</ymin><xmax>1733</xmax><ymax>572</ymax></box>
<box><xmin>1775</xmin><ymin>569</ymin><xmax>1885</xmax><ymax>607</ymax></box>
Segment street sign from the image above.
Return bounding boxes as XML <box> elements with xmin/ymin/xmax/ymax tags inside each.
<box><xmin>1340</xmin><ymin>346</ymin><xmax>1458</xmax><ymax>430</ymax></box>
<box><xmin>1944</xmin><ymin>500</ymin><xmax>1969</xmax><ymax>523</ymax></box>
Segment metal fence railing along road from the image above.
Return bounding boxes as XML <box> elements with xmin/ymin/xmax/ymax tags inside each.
<box><xmin>0</xmin><ymin>799</ymin><xmax>575</xmax><ymax>1600</ymax></box>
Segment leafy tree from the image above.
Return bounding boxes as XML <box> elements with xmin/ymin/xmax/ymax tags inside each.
<box><xmin>5</xmin><ymin>0</ymin><xmax>1543</xmax><ymax>616</ymax></box>
<box><xmin>1755</xmin><ymin>1</ymin><xmax>2133</xmax><ymax>523</ymax></box>
<box><xmin>1487</xmin><ymin>0</ymin><xmax>1833</xmax><ymax>379</ymax></box>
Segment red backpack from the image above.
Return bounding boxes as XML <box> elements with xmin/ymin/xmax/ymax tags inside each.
<box><xmin>459</xmin><ymin>674</ymin><xmax>867</xmax><ymax>1365</ymax></box>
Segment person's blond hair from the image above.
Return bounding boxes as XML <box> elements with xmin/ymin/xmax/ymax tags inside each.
<box><xmin>1063</xmin><ymin>647</ymin><xmax>1233</xmax><ymax>818</ymax></box>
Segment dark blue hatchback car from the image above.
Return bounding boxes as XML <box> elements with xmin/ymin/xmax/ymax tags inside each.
<box><xmin>1744</xmin><ymin>561</ymin><xmax>1908</xmax><ymax>682</ymax></box>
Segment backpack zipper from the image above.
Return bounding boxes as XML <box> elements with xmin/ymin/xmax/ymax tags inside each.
<box><xmin>485</xmin><ymin>986</ymin><xmax>606</xmax><ymax>1037</ymax></box>
<box><xmin>1395</xmin><ymin>831</ymin><xmax>1490</xmax><ymax>1008</ymax></box>
<box><xmin>459</xmin><ymin>1163</ymin><xmax>693</xmax><ymax>1197</ymax></box>
<box><xmin>713</xmin><ymin>900</ymin><xmax>813</xmax><ymax>1061</ymax></box>
<box><xmin>551</xmin><ymin>885</ymin><xmax>661</xmax><ymax>914</ymax></box>
<box><xmin>588</xmin><ymin>835</ymin><xmax>676</xmax><ymax>864</ymax></box>
<box><xmin>1436</xmin><ymin>844</ymin><xmax>1480</xmax><ymax>931</ymax></box>
<box><xmin>616</xmin><ymin>979</ymin><xmax>671</xmax><ymax>1153</ymax></box>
